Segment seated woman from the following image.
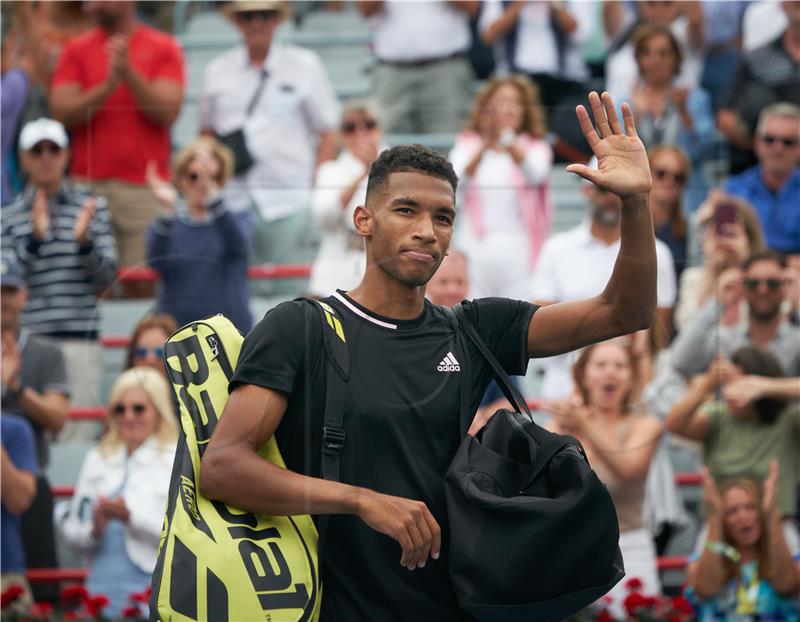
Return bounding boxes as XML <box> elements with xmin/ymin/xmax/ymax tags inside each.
<box><xmin>666</xmin><ymin>346</ymin><xmax>800</xmax><ymax>556</ymax></box>
<box><xmin>124</xmin><ymin>313</ymin><xmax>178</xmax><ymax>376</ymax></box>
<box><xmin>448</xmin><ymin>75</ymin><xmax>553</xmax><ymax>299</ymax></box>
<box><xmin>309</xmin><ymin>100</ymin><xmax>384</xmax><ymax>297</ymax></box>
<box><xmin>686</xmin><ymin>463</ymin><xmax>800</xmax><ymax>620</ymax></box>
<box><xmin>60</xmin><ymin>367</ymin><xmax>178</xmax><ymax>619</ymax></box>
<box><xmin>545</xmin><ymin>340</ymin><xmax>663</xmax><ymax>616</ymax></box>
<box><xmin>145</xmin><ymin>137</ymin><xmax>252</xmax><ymax>333</ymax></box>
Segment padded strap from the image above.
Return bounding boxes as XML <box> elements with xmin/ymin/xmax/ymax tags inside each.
<box><xmin>440</xmin><ymin>306</ymin><xmax>472</xmax><ymax>436</ymax></box>
<box><xmin>452</xmin><ymin>303</ymin><xmax>534</xmax><ymax>423</ymax></box>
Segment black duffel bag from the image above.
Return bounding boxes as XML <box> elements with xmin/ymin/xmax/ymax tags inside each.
<box><xmin>444</xmin><ymin>305</ymin><xmax>624</xmax><ymax>622</ymax></box>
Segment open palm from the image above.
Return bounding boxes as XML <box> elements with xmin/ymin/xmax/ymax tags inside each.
<box><xmin>566</xmin><ymin>92</ymin><xmax>651</xmax><ymax>197</ymax></box>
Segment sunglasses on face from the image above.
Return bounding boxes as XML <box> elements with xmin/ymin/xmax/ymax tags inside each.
<box><xmin>30</xmin><ymin>143</ymin><xmax>62</xmax><ymax>157</ymax></box>
<box><xmin>653</xmin><ymin>168</ymin><xmax>687</xmax><ymax>185</ymax></box>
<box><xmin>113</xmin><ymin>403</ymin><xmax>147</xmax><ymax>417</ymax></box>
<box><xmin>760</xmin><ymin>134</ymin><xmax>799</xmax><ymax>148</ymax></box>
<box><xmin>744</xmin><ymin>278</ymin><xmax>782</xmax><ymax>291</ymax></box>
<box><xmin>236</xmin><ymin>10</ymin><xmax>279</xmax><ymax>22</ymax></box>
<box><xmin>134</xmin><ymin>346</ymin><xmax>165</xmax><ymax>358</ymax></box>
<box><xmin>342</xmin><ymin>119</ymin><xmax>378</xmax><ymax>134</ymax></box>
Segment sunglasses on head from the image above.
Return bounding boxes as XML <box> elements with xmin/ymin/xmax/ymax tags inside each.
<box><xmin>30</xmin><ymin>142</ymin><xmax>62</xmax><ymax>157</ymax></box>
<box><xmin>134</xmin><ymin>346</ymin><xmax>165</xmax><ymax>358</ymax></box>
<box><xmin>744</xmin><ymin>278</ymin><xmax>782</xmax><ymax>291</ymax></box>
<box><xmin>653</xmin><ymin>168</ymin><xmax>687</xmax><ymax>185</ymax></box>
<box><xmin>236</xmin><ymin>10</ymin><xmax>279</xmax><ymax>22</ymax></box>
<box><xmin>113</xmin><ymin>403</ymin><xmax>147</xmax><ymax>417</ymax></box>
<box><xmin>342</xmin><ymin>119</ymin><xmax>378</xmax><ymax>134</ymax></box>
<box><xmin>760</xmin><ymin>134</ymin><xmax>799</xmax><ymax>148</ymax></box>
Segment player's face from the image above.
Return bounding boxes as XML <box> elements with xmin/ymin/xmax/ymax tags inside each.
<box><xmin>366</xmin><ymin>171</ymin><xmax>456</xmax><ymax>287</ymax></box>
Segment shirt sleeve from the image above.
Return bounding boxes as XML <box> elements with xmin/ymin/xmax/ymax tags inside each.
<box><xmin>460</xmin><ymin>297</ymin><xmax>538</xmax><ymax>376</ymax></box>
<box><xmin>655</xmin><ymin>241</ymin><xmax>677</xmax><ymax>308</ymax></box>
<box><xmin>154</xmin><ymin>34</ymin><xmax>186</xmax><ymax>85</ymax></box>
<box><xmin>51</xmin><ymin>40</ymin><xmax>83</xmax><ymax>88</ymax></box>
<box><xmin>478</xmin><ymin>0</ymin><xmax>502</xmax><ymax>37</ymax></box>
<box><xmin>229</xmin><ymin>301</ymin><xmax>314</xmax><ymax>395</ymax></box>
<box><xmin>2</xmin><ymin>417</ymin><xmax>37</xmax><ymax>475</ymax></box>
<box><xmin>301</xmin><ymin>54</ymin><xmax>340</xmax><ymax>134</ymax></box>
<box><xmin>43</xmin><ymin>342</ymin><xmax>71</xmax><ymax>396</ymax></box>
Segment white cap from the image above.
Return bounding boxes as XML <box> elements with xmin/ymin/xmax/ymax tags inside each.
<box><xmin>19</xmin><ymin>118</ymin><xmax>69</xmax><ymax>151</ymax></box>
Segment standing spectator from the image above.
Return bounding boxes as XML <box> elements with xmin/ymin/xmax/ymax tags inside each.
<box><xmin>479</xmin><ymin>0</ymin><xmax>595</xmax><ymax>161</ymax></box>
<box><xmin>450</xmin><ymin>75</ymin><xmax>553</xmax><ymax>299</ymax></box>
<box><xmin>199</xmin><ymin>0</ymin><xmax>339</xmax><ymax>297</ymax></box>
<box><xmin>671</xmin><ymin>251</ymin><xmax>800</xmax><ymax>379</ymax></box>
<box><xmin>623</xmin><ymin>25</ymin><xmax>714</xmax><ymax>212</ymax></box>
<box><xmin>49</xmin><ymin>0</ymin><xmax>184</xmax><ymax>298</ymax></box>
<box><xmin>0</xmin><ymin>259</ymin><xmax>69</xmax><ymax>603</ymax></box>
<box><xmin>1</xmin><ymin>118</ymin><xmax>116</xmax><ymax>411</ymax></box>
<box><xmin>59</xmin><ymin>367</ymin><xmax>178</xmax><ymax>620</ymax></box>
<box><xmin>124</xmin><ymin>313</ymin><xmax>177</xmax><ymax>375</ymax></box>
<box><xmin>146</xmin><ymin>137</ymin><xmax>252</xmax><ymax>333</ymax></box>
<box><xmin>546</xmin><ymin>341</ymin><xmax>663</xmax><ymax>617</ymax></box>
<box><xmin>603</xmin><ymin>0</ymin><xmax>705</xmax><ymax>102</ymax></box>
<box><xmin>648</xmin><ymin>146</ymin><xmax>691</xmax><ymax>279</ymax></box>
<box><xmin>687</xmin><ymin>465</ymin><xmax>800</xmax><ymax>619</ymax></box>
<box><xmin>675</xmin><ymin>194</ymin><xmax>765</xmax><ymax>331</ymax></box>
<box><xmin>700</xmin><ymin>0</ymin><xmax>749</xmax><ymax>113</ymax></box>
<box><xmin>358</xmin><ymin>0</ymin><xmax>478</xmax><ymax>134</ymax></box>
<box><xmin>724</xmin><ymin>103</ymin><xmax>800</xmax><ymax>254</ymax></box>
<box><xmin>0</xmin><ymin>412</ymin><xmax>37</xmax><ymax>616</ymax></box>
<box><xmin>530</xmin><ymin>165</ymin><xmax>677</xmax><ymax>400</ymax></box>
<box><xmin>309</xmin><ymin>100</ymin><xmax>385</xmax><ymax>298</ymax></box>
<box><xmin>718</xmin><ymin>1</ymin><xmax>800</xmax><ymax>174</ymax></box>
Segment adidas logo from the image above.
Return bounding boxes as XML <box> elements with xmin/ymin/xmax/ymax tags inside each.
<box><xmin>437</xmin><ymin>352</ymin><xmax>461</xmax><ymax>372</ymax></box>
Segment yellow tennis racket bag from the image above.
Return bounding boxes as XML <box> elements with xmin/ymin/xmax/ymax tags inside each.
<box><xmin>150</xmin><ymin>307</ymin><xmax>346</xmax><ymax>622</ymax></box>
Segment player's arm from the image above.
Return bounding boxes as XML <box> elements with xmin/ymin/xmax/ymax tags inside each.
<box><xmin>527</xmin><ymin>92</ymin><xmax>656</xmax><ymax>358</ymax></box>
<box><xmin>200</xmin><ymin>384</ymin><xmax>441</xmax><ymax>570</ymax></box>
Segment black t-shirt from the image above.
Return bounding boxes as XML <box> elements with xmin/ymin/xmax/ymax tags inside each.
<box><xmin>230</xmin><ymin>291</ymin><xmax>538</xmax><ymax>621</ymax></box>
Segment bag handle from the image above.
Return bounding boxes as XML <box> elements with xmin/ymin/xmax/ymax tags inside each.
<box><xmin>450</xmin><ymin>304</ymin><xmax>534</xmax><ymax>423</ymax></box>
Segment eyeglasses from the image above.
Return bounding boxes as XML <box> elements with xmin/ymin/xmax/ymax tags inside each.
<box><xmin>342</xmin><ymin>119</ymin><xmax>378</xmax><ymax>134</ymax></box>
<box><xmin>134</xmin><ymin>346</ymin><xmax>165</xmax><ymax>359</ymax></box>
<box><xmin>236</xmin><ymin>10</ymin><xmax>280</xmax><ymax>22</ymax></box>
<box><xmin>743</xmin><ymin>278</ymin><xmax>782</xmax><ymax>291</ymax></box>
<box><xmin>113</xmin><ymin>403</ymin><xmax>147</xmax><ymax>417</ymax></box>
<box><xmin>653</xmin><ymin>168</ymin><xmax>687</xmax><ymax>184</ymax></box>
<box><xmin>759</xmin><ymin>134</ymin><xmax>799</xmax><ymax>148</ymax></box>
<box><xmin>30</xmin><ymin>143</ymin><xmax>62</xmax><ymax>157</ymax></box>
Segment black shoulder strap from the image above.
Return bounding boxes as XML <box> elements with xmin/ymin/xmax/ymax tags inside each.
<box><xmin>452</xmin><ymin>303</ymin><xmax>533</xmax><ymax>423</ymax></box>
<box><xmin>440</xmin><ymin>306</ymin><xmax>473</xmax><ymax>437</ymax></box>
<box><xmin>297</xmin><ymin>298</ymin><xmax>350</xmax><ymax>483</ymax></box>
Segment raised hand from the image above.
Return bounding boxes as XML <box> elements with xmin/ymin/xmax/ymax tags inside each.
<box><xmin>146</xmin><ymin>160</ymin><xmax>177</xmax><ymax>212</ymax></box>
<box><xmin>566</xmin><ymin>91</ymin><xmax>651</xmax><ymax>198</ymax></box>
<box><xmin>31</xmin><ymin>189</ymin><xmax>50</xmax><ymax>241</ymax></box>
<box><xmin>73</xmin><ymin>197</ymin><xmax>96</xmax><ymax>246</ymax></box>
<box><xmin>356</xmin><ymin>489</ymin><xmax>441</xmax><ymax>571</ymax></box>
<box><xmin>723</xmin><ymin>375</ymin><xmax>767</xmax><ymax>410</ymax></box>
<box><xmin>699</xmin><ymin>466</ymin><xmax>722</xmax><ymax>517</ymax></box>
<box><xmin>762</xmin><ymin>459</ymin><xmax>779</xmax><ymax>517</ymax></box>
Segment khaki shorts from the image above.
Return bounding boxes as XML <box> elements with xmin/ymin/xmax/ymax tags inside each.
<box><xmin>79</xmin><ymin>179</ymin><xmax>157</xmax><ymax>268</ymax></box>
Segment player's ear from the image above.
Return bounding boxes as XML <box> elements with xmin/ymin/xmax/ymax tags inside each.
<box><xmin>353</xmin><ymin>205</ymin><xmax>372</xmax><ymax>237</ymax></box>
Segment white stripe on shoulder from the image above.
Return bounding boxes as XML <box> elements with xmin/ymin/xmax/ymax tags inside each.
<box><xmin>332</xmin><ymin>291</ymin><xmax>397</xmax><ymax>330</ymax></box>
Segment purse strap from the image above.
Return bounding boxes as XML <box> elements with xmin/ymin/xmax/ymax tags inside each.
<box><xmin>246</xmin><ymin>68</ymin><xmax>269</xmax><ymax>118</ymax></box>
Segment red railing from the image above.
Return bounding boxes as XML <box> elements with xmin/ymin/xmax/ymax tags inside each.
<box><xmin>116</xmin><ymin>263</ymin><xmax>311</xmax><ymax>283</ymax></box>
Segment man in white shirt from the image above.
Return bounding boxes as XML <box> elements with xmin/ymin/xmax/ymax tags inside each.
<box><xmin>530</xmin><ymin>174</ymin><xmax>677</xmax><ymax>400</ymax></box>
<box><xmin>358</xmin><ymin>1</ymin><xmax>478</xmax><ymax>134</ymax></box>
<box><xmin>198</xmin><ymin>1</ymin><xmax>340</xmax><ymax>295</ymax></box>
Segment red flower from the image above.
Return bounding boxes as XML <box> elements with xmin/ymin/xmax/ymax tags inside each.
<box><xmin>596</xmin><ymin>609</ymin><xmax>615</xmax><ymax>622</ymax></box>
<box><xmin>1</xmin><ymin>584</ymin><xmax>25</xmax><ymax>608</ymax></box>
<box><xmin>88</xmin><ymin>594</ymin><xmax>110</xmax><ymax>609</ymax></box>
<box><xmin>30</xmin><ymin>601</ymin><xmax>54</xmax><ymax>616</ymax></box>
<box><xmin>670</xmin><ymin>595</ymin><xmax>694</xmax><ymax>614</ymax></box>
<box><xmin>624</xmin><ymin>577</ymin><xmax>644</xmax><ymax>592</ymax></box>
<box><xmin>63</xmin><ymin>611</ymin><xmax>77</xmax><ymax>621</ymax></box>
<box><xmin>121</xmin><ymin>605</ymin><xmax>143</xmax><ymax>618</ymax></box>
<box><xmin>130</xmin><ymin>589</ymin><xmax>150</xmax><ymax>604</ymax></box>
<box><xmin>60</xmin><ymin>584</ymin><xmax>89</xmax><ymax>603</ymax></box>
<box><xmin>623</xmin><ymin>591</ymin><xmax>649</xmax><ymax>615</ymax></box>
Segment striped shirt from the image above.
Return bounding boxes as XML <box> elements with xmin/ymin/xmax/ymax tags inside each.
<box><xmin>1</xmin><ymin>183</ymin><xmax>117</xmax><ymax>339</ymax></box>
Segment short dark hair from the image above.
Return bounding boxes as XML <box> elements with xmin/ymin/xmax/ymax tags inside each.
<box><xmin>365</xmin><ymin>144</ymin><xmax>458</xmax><ymax>203</ymax></box>
<box><xmin>742</xmin><ymin>250</ymin><xmax>787</xmax><ymax>272</ymax></box>
<box><xmin>730</xmin><ymin>346</ymin><xmax>787</xmax><ymax>424</ymax></box>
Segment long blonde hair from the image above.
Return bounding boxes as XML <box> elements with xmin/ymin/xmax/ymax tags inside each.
<box><xmin>464</xmin><ymin>75</ymin><xmax>547</xmax><ymax>138</ymax></box>
<box><xmin>718</xmin><ymin>478</ymin><xmax>773</xmax><ymax>585</ymax></box>
<box><xmin>99</xmin><ymin>367</ymin><xmax>178</xmax><ymax>456</ymax></box>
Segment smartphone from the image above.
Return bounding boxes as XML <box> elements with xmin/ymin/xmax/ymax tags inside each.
<box><xmin>714</xmin><ymin>202</ymin><xmax>737</xmax><ymax>234</ymax></box>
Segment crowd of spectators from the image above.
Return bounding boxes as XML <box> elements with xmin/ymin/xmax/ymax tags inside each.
<box><xmin>1</xmin><ymin>0</ymin><xmax>799</xmax><ymax>619</ymax></box>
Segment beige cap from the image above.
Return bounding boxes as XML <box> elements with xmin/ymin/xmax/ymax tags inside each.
<box><xmin>228</xmin><ymin>1</ymin><xmax>284</xmax><ymax>13</ymax></box>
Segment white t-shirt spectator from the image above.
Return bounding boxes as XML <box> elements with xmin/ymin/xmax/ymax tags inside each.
<box><xmin>368</xmin><ymin>0</ymin><xmax>471</xmax><ymax>63</ymax></box>
<box><xmin>198</xmin><ymin>43</ymin><xmax>340</xmax><ymax>221</ymax></box>
<box><xmin>530</xmin><ymin>219</ymin><xmax>677</xmax><ymax>399</ymax></box>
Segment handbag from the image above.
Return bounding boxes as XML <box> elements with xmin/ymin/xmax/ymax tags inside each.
<box><xmin>443</xmin><ymin>304</ymin><xmax>625</xmax><ymax>622</ymax></box>
<box><xmin>218</xmin><ymin>68</ymin><xmax>269</xmax><ymax>176</ymax></box>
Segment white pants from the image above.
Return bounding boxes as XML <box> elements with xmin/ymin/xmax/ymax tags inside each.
<box><xmin>604</xmin><ymin>528</ymin><xmax>661</xmax><ymax>620</ymax></box>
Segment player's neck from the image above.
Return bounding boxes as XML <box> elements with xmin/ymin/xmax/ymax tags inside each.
<box><xmin>348</xmin><ymin>268</ymin><xmax>427</xmax><ymax>320</ymax></box>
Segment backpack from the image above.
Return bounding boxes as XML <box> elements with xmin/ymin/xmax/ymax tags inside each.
<box><xmin>149</xmin><ymin>301</ymin><xmax>349</xmax><ymax>622</ymax></box>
